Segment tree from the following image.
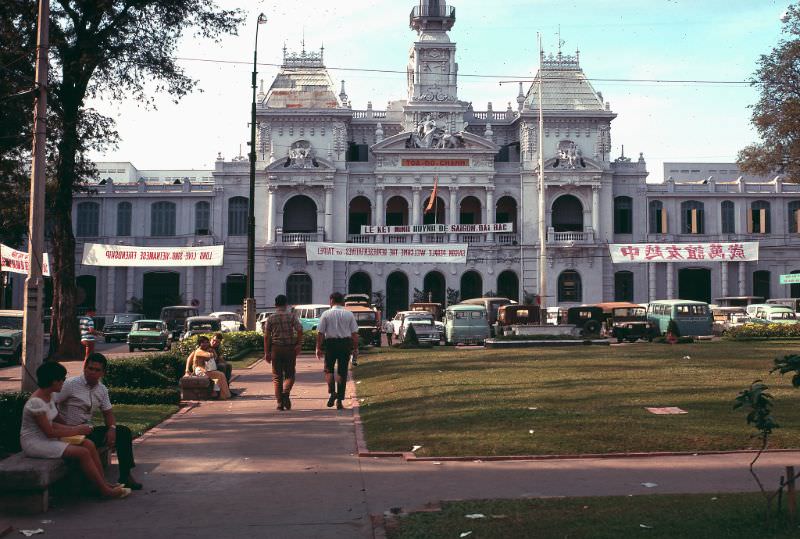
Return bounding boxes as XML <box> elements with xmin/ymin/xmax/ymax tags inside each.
<box><xmin>1</xmin><ymin>1</ymin><xmax>243</xmax><ymax>358</ymax></box>
<box><xmin>738</xmin><ymin>4</ymin><xmax>800</xmax><ymax>182</ymax></box>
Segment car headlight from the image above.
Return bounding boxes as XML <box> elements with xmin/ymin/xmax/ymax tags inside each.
<box><xmin>1</xmin><ymin>338</ymin><xmax>12</xmax><ymax>347</ymax></box>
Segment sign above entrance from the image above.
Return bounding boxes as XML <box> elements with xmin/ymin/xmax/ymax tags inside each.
<box><xmin>361</xmin><ymin>223</ymin><xmax>513</xmax><ymax>235</ymax></box>
<box><xmin>401</xmin><ymin>159</ymin><xmax>469</xmax><ymax>167</ymax></box>
<box><xmin>81</xmin><ymin>243</ymin><xmax>225</xmax><ymax>267</ymax></box>
<box><xmin>306</xmin><ymin>242</ymin><xmax>468</xmax><ymax>264</ymax></box>
<box><xmin>609</xmin><ymin>242</ymin><xmax>759</xmax><ymax>264</ymax></box>
<box><xmin>780</xmin><ymin>273</ymin><xmax>800</xmax><ymax>285</ymax></box>
<box><xmin>1</xmin><ymin>243</ymin><xmax>51</xmax><ymax>276</ymax></box>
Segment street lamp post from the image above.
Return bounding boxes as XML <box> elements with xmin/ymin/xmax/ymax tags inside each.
<box><xmin>244</xmin><ymin>13</ymin><xmax>267</xmax><ymax>331</ymax></box>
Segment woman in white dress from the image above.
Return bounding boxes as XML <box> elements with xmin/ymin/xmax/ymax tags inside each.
<box><xmin>20</xmin><ymin>362</ymin><xmax>130</xmax><ymax>499</ymax></box>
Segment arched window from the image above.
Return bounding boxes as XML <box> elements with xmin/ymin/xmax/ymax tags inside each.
<box><xmin>459</xmin><ymin>196</ymin><xmax>482</xmax><ymax>225</ymax></box>
<box><xmin>649</xmin><ymin>200</ymin><xmax>666</xmax><ymax>233</ymax></box>
<box><xmin>195</xmin><ymin>201</ymin><xmax>211</xmax><ymax>235</ymax></box>
<box><xmin>228</xmin><ymin>197</ymin><xmax>248</xmax><ymax>236</ymax></box>
<box><xmin>349</xmin><ymin>196</ymin><xmax>372</xmax><ymax>235</ymax></box>
<box><xmin>283</xmin><ymin>196</ymin><xmax>318</xmax><ymax>233</ymax></box>
<box><xmin>681</xmin><ymin>200</ymin><xmax>704</xmax><ymax>234</ymax></box>
<box><xmin>753</xmin><ymin>270</ymin><xmax>771</xmax><ymax>300</ymax></box>
<box><xmin>422</xmin><ymin>196</ymin><xmax>446</xmax><ymax>225</ymax></box>
<box><xmin>348</xmin><ymin>272</ymin><xmax>372</xmax><ymax>296</ymax></box>
<box><xmin>495</xmin><ymin>196</ymin><xmax>518</xmax><ymax>231</ymax></box>
<box><xmin>220</xmin><ymin>274</ymin><xmax>246</xmax><ymax>306</ymax></box>
<box><xmin>460</xmin><ymin>271</ymin><xmax>482</xmax><ymax>300</ymax></box>
<box><xmin>286</xmin><ymin>273</ymin><xmax>312</xmax><ymax>305</ymax></box>
<box><xmin>76</xmin><ymin>201</ymin><xmax>100</xmax><ymax>237</ymax></box>
<box><xmin>789</xmin><ymin>201</ymin><xmax>800</xmax><ymax>233</ymax></box>
<box><xmin>750</xmin><ymin>200</ymin><xmax>771</xmax><ymax>234</ymax></box>
<box><xmin>557</xmin><ymin>270</ymin><xmax>582</xmax><ymax>302</ymax></box>
<box><xmin>614</xmin><ymin>196</ymin><xmax>633</xmax><ymax>234</ymax></box>
<box><xmin>551</xmin><ymin>195</ymin><xmax>583</xmax><ymax>232</ymax></box>
<box><xmin>721</xmin><ymin>200</ymin><xmax>735</xmax><ymax>234</ymax></box>
<box><xmin>116</xmin><ymin>202</ymin><xmax>131</xmax><ymax>237</ymax></box>
<box><xmin>497</xmin><ymin>270</ymin><xmax>519</xmax><ymax>302</ymax></box>
<box><xmin>385</xmin><ymin>196</ymin><xmax>409</xmax><ymax>227</ymax></box>
<box><xmin>614</xmin><ymin>271</ymin><xmax>634</xmax><ymax>302</ymax></box>
<box><xmin>151</xmin><ymin>201</ymin><xmax>176</xmax><ymax>236</ymax></box>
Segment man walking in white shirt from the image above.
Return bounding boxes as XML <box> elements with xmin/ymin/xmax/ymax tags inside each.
<box><xmin>316</xmin><ymin>292</ymin><xmax>359</xmax><ymax>410</ymax></box>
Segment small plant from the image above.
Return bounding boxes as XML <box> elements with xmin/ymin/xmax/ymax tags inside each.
<box><xmin>412</xmin><ymin>287</ymin><xmax>427</xmax><ymax>303</ymax></box>
<box><xmin>127</xmin><ymin>296</ymin><xmax>144</xmax><ymax>314</ymax></box>
<box><xmin>371</xmin><ymin>291</ymin><xmax>384</xmax><ymax>313</ymax></box>
<box><xmin>404</xmin><ymin>324</ymin><xmax>420</xmax><ymax>346</ymax></box>
<box><xmin>446</xmin><ymin>287</ymin><xmax>460</xmax><ymax>306</ymax></box>
<box><xmin>666</xmin><ymin>319</ymin><xmax>680</xmax><ymax>338</ymax></box>
<box><xmin>522</xmin><ymin>290</ymin><xmax>538</xmax><ymax>305</ymax></box>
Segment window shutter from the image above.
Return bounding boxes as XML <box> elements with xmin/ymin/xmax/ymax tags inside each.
<box><xmin>760</xmin><ymin>208</ymin><xmax>766</xmax><ymax>234</ymax></box>
<box><xmin>691</xmin><ymin>208</ymin><xmax>697</xmax><ymax>234</ymax></box>
<box><xmin>661</xmin><ymin>209</ymin><xmax>668</xmax><ymax>234</ymax></box>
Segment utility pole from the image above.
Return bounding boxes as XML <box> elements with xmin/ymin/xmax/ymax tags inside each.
<box><xmin>244</xmin><ymin>13</ymin><xmax>267</xmax><ymax>331</ymax></box>
<box><xmin>537</xmin><ymin>33</ymin><xmax>547</xmax><ymax>311</ymax></box>
<box><xmin>22</xmin><ymin>0</ymin><xmax>50</xmax><ymax>391</ymax></box>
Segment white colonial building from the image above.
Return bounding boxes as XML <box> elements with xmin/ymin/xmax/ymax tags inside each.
<box><xmin>14</xmin><ymin>1</ymin><xmax>797</xmax><ymax>318</ymax></box>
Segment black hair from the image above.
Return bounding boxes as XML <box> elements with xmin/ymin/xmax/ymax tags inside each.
<box><xmin>85</xmin><ymin>352</ymin><xmax>108</xmax><ymax>371</ymax></box>
<box><xmin>198</xmin><ymin>335</ymin><xmax>210</xmax><ymax>344</ymax></box>
<box><xmin>275</xmin><ymin>294</ymin><xmax>288</xmax><ymax>307</ymax></box>
<box><xmin>330</xmin><ymin>292</ymin><xmax>344</xmax><ymax>305</ymax></box>
<box><xmin>36</xmin><ymin>361</ymin><xmax>67</xmax><ymax>389</ymax></box>
<box><xmin>213</xmin><ymin>332</ymin><xmax>224</xmax><ymax>341</ymax></box>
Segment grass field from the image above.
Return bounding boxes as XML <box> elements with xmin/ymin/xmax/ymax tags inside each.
<box><xmin>93</xmin><ymin>404</ymin><xmax>179</xmax><ymax>437</ymax></box>
<box><xmin>356</xmin><ymin>341</ymin><xmax>800</xmax><ymax>456</ymax></box>
<box><xmin>386</xmin><ymin>494</ymin><xmax>800</xmax><ymax>539</ymax></box>
<box><xmin>228</xmin><ymin>351</ymin><xmax>263</xmax><ymax>370</ymax></box>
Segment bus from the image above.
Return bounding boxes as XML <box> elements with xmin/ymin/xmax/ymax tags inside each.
<box><xmin>292</xmin><ymin>304</ymin><xmax>330</xmax><ymax>332</ymax></box>
<box><xmin>646</xmin><ymin>300</ymin><xmax>713</xmax><ymax>337</ymax></box>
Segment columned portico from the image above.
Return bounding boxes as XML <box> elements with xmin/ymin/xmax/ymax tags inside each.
<box><xmin>449</xmin><ymin>185</ymin><xmax>458</xmax><ymax>243</ymax></box>
<box><xmin>485</xmin><ymin>185</ymin><xmax>495</xmax><ymax>242</ymax></box>
<box><xmin>412</xmin><ymin>186</ymin><xmax>422</xmax><ymax>243</ymax></box>
<box><xmin>106</xmin><ymin>267</ymin><xmax>115</xmax><ymax>313</ymax></box>
<box><xmin>324</xmin><ymin>186</ymin><xmax>334</xmax><ymax>241</ymax></box>
<box><xmin>267</xmin><ymin>186</ymin><xmax>277</xmax><ymax>244</ymax></box>
<box><xmin>592</xmin><ymin>185</ymin><xmax>600</xmax><ymax>233</ymax></box>
<box><xmin>376</xmin><ymin>185</ymin><xmax>385</xmax><ymax>243</ymax></box>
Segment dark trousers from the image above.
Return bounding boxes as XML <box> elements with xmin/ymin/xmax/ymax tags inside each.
<box><xmin>88</xmin><ymin>425</ymin><xmax>136</xmax><ymax>480</ymax></box>
<box><xmin>271</xmin><ymin>345</ymin><xmax>297</xmax><ymax>400</ymax></box>
<box><xmin>218</xmin><ymin>361</ymin><xmax>232</xmax><ymax>384</ymax></box>
<box><xmin>324</xmin><ymin>338</ymin><xmax>351</xmax><ymax>400</ymax></box>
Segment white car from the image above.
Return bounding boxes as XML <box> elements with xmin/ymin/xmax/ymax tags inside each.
<box><xmin>255</xmin><ymin>309</ymin><xmax>277</xmax><ymax>334</ymax></box>
<box><xmin>208</xmin><ymin>311</ymin><xmax>244</xmax><ymax>333</ymax></box>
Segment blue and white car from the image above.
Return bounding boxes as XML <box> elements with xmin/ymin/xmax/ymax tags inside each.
<box><xmin>0</xmin><ymin>310</ymin><xmax>23</xmax><ymax>364</ymax></box>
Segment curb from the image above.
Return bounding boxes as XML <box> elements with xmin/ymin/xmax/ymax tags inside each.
<box><xmin>132</xmin><ymin>401</ymin><xmax>198</xmax><ymax>447</ymax></box>
<box><xmin>0</xmin><ymin>523</ymin><xmax>11</xmax><ymax>538</ymax></box>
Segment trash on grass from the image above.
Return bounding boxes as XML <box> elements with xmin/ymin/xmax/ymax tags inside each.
<box><xmin>641</xmin><ymin>482</ymin><xmax>658</xmax><ymax>488</ymax></box>
<box><xmin>20</xmin><ymin>530</ymin><xmax>45</xmax><ymax>537</ymax></box>
<box><xmin>356</xmin><ymin>381</ymin><xmax>361</xmax><ymax>384</ymax></box>
<box><xmin>465</xmin><ymin>514</ymin><xmax>486</xmax><ymax>519</ymax></box>
<box><xmin>645</xmin><ymin>407</ymin><xmax>687</xmax><ymax>415</ymax></box>
<box><xmin>433</xmin><ymin>461</ymin><xmax>443</xmax><ymax>465</ymax></box>
<box><xmin>528</xmin><ymin>429</ymin><xmax>534</xmax><ymax>434</ymax></box>
<box><xmin>39</xmin><ymin>520</ymin><xmax>53</xmax><ymax>524</ymax></box>
<box><xmin>682</xmin><ymin>355</ymin><xmax>691</xmax><ymax>360</ymax></box>
<box><xmin>639</xmin><ymin>524</ymin><xmax>653</xmax><ymax>529</ymax></box>
<box><xmin>528</xmin><ymin>407</ymin><xmax>538</xmax><ymax>410</ymax></box>
<box><xmin>411</xmin><ymin>445</ymin><xmax>422</xmax><ymax>452</ymax></box>
<box><xmin>459</xmin><ymin>533</ymin><xmax>473</xmax><ymax>538</ymax></box>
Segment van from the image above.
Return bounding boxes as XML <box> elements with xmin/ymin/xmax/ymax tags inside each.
<box><xmin>766</xmin><ymin>298</ymin><xmax>800</xmax><ymax>313</ymax></box>
<box><xmin>646</xmin><ymin>300</ymin><xmax>713</xmax><ymax>337</ymax></box>
<box><xmin>749</xmin><ymin>304</ymin><xmax>799</xmax><ymax>325</ymax></box>
<box><xmin>458</xmin><ymin>297</ymin><xmax>513</xmax><ymax>335</ymax></box>
<box><xmin>160</xmin><ymin>305</ymin><xmax>200</xmax><ymax>340</ymax></box>
<box><xmin>293</xmin><ymin>304</ymin><xmax>330</xmax><ymax>332</ymax></box>
<box><xmin>444</xmin><ymin>304</ymin><xmax>490</xmax><ymax>345</ymax></box>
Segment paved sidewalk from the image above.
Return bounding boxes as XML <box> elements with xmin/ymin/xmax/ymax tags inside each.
<box><xmin>4</xmin><ymin>355</ymin><xmax>800</xmax><ymax>538</ymax></box>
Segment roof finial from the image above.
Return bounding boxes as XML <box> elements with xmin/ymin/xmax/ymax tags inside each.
<box><xmin>557</xmin><ymin>25</ymin><xmax>564</xmax><ymax>59</ymax></box>
<box><xmin>301</xmin><ymin>27</ymin><xmax>305</xmax><ymax>55</ymax></box>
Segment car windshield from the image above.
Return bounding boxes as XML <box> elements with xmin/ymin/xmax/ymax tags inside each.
<box><xmin>676</xmin><ymin>305</ymin><xmax>709</xmax><ymax>316</ymax></box>
<box><xmin>162</xmin><ymin>309</ymin><xmax>198</xmax><ymax>319</ymax></box>
<box><xmin>216</xmin><ymin>314</ymin><xmax>240</xmax><ymax>322</ymax></box>
<box><xmin>113</xmin><ymin>314</ymin><xmax>140</xmax><ymax>323</ymax></box>
<box><xmin>354</xmin><ymin>312</ymin><xmax>376</xmax><ymax>322</ymax></box>
<box><xmin>189</xmin><ymin>322</ymin><xmax>217</xmax><ymax>331</ymax></box>
<box><xmin>614</xmin><ymin>307</ymin><xmax>646</xmax><ymax>318</ymax></box>
<box><xmin>135</xmin><ymin>322</ymin><xmax>162</xmax><ymax>331</ymax></box>
<box><xmin>771</xmin><ymin>312</ymin><xmax>796</xmax><ymax>320</ymax></box>
<box><xmin>407</xmin><ymin>318</ymin><xmax>433</xmax><ymax>325</ymax></box>
<box><xmin>0</xmin><ymin>316</ymin><xmax>23</xmax><ymax>330</ymax></box>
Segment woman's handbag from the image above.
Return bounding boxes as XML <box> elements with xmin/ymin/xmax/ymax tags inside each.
<box><xmin>60</xmin><ymin>434</ymin><xmax>86</xmax><ymax>445</ymax></box>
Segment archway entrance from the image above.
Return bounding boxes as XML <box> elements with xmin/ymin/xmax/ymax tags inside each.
<box><xmin>678</xmin><ymin>268</ymin><xmax>711</xmax><ymax>303</ymax></box>
<box><xmin>348</xmin><ymin>272</ymin><xmax>372</xmax><ymax>297</ymax></box>
<box><xmin>143</xmin><ymin>271</ymin><xmax>180</xmax><ymax>318</ymax></box>
<box><xmin>497</xmin><ymin>270</ymin><xmax>519</xmax><ymax>301</ymax></box>
<box><xmin>792</xmin><ymin>270</ymin><xmax>800</xmax><ymax>299</ymax></box>
<box><xmin>386</xmin><ymin>272</ymin><xmax>409</xmax><ymax>317</ymax></box>
<box><xmin>423</xmin><ymin>271</ymin><xmax>446</xmax><ymax>305</ymax></box>
<box><xmin>460</xmin><ymin>271</ymin><xmax>482</xmax><ymax>301</ymax></box>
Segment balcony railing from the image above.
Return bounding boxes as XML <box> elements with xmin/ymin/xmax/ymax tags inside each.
<box><xmin>497</xmin><ymin>233</ymin><xmax>519</xmax><ymax>246</ymax></box>
<box><xmin>458</xmin><ymin>234</ymin><xmax>482</xmax><ymax>244</ymax></box>
<box><xmin>387</xmin><ymin>235</ymin><xmax>409</xmax><ymax>244</ymax></box>
<box><xmin>276</xmin><ymin>228</ymin><xmax>324</xmax><ymax>245</ymax></box>
<box><xmin>422</xmin><ymin>234</ymin><xmax>446</xmax><ymax>244</ymax></box>
<box><xmin>347</xmin><ymin>234</ymin><xmax>374</xmax><ymax>244</ymax></box>
<box><xmin>547</xmin><ymin>228</ymin><xmax>595</xmax><ymax>244</ymax></box>
<box><xmin>411</xmin><ymin>3</ymin><xmax>456</xmax><ymax>19</ymax></box>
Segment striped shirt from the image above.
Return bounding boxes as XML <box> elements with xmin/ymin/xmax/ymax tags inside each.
<box><xmin>79</xmin><ymin>316</ymin><xmax>96</xmax><ymax>342</ymax></box>
<box><xmin>264</xmin><ymin>310</ymin><xmax>302</xmax><ymax>346</ymax></box>
<box><xmin>317</xmin><ymin>306</ymin><xmax>359</xmax><ymax>339</ymax></box>
<box><xmin>54</xmin><ymin>375</ymin><xmax>112</xmax><ymax>426</ymax></box>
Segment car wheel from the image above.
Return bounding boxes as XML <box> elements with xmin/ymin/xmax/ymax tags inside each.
<box><xmin>129</xmin><ymin>346</ymin><xmax>135</xmax><ymax>353</ymax></box>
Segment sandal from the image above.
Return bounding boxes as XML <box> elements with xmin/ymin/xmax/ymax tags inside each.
<box><xmin>104</xmin><ymin>486</ymin><xmax>132</xmax><ymax>499</ymax></box>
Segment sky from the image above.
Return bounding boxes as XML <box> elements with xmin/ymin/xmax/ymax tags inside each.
<box><xmin>88</xmin><ymin>0</ymin><xmax>791</xmax><ymax>183</ymax></box>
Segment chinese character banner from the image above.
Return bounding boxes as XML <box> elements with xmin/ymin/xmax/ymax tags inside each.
<box><xmin>609</xmin><ymin>242</ymin><xmax>758</xmax><ymax>264</ymax></box>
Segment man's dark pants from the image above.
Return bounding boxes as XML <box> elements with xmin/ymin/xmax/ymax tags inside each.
<box><xmin>218</xmin><ymin>362</ymin><xmax>233</xmax><ymax>384</ymax></box>
<box><xmin>324</xmin><ymin>338</ymin><xmax>351</xmax><ymax>400</ymax></box>
<box><xmin>87</xmin><ymin>425</ymin><xmax>136</xmax><ymax>481</ymax></box>
<box><xmin>271</xmin><ymin>345</ymin><xmax>297</xmax><ymax>401</ymax></box>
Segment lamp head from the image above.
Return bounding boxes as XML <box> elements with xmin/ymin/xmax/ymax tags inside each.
<box><xmin>257</xmin><ymin>13</ymin><xmax>267</xmax><ymax>24</ymax></box>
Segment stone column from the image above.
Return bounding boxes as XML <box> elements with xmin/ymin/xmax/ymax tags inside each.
<box><xmin>205</xmin><ymin>266</ymin><xmax>214</xmax><ymax>312</ymax></box>
<box><xmin>449</xmin><ymin>185</ymin><xmax>459</xmax><ymax>243</ymax></box>
<box><xmin>324</xmin><ymin>186</ymin><xmax>334</xmax><ymax>242</ymax></box>
<box><xmin>376</xmin><ymin>186</ymin><xmax>385</xmax><ymax>244</ymax></box>
<box><xmin>267</xmin><ymin>186</ymin><xmax>277</xmax><ymax>244</ymax></box>
<box><xmin>185</xmin><ymin>267</ymin><xmax>194</xmax><ymax>306</ymax></box>
<box><xmin>667</xmin><ymin>262</ymin><xmax>675</xmax><ymax>299</ymax></box>
<box><xmin>592</xmin><ymin>185</ymin><xmax>600</xmax><ymax>235</ymax></box>
<box><xmin>412</xmin><ymin>186</ymin><xmax>421</xmax><ymax>243</ymax></box>
<box><xmin>738</xmin><ymin>261</ymin><xmax>746</xmax><ymax>296</ymax></box>
<box><xmin>485</xmin><ymin>185</ymin><xmax>495</xmax><ymax>242</ymax></box>
<box><xmin>126</xmin><ymin>267</ymin><xmax>134</xmax><ymax>306</ymax></box>
<box><xmin>648</xmin><ymin>263</ymin><xmax>656</xmax><ymax>302</ymax></box>
<box><xmin>106</xmin><ymin>267</ymin><xmax>115</xmax><ymax>314</ymax></box>
<box><xmin>721</xmin><ymin>262</ymin><xmax>729</xmax><ymax>298</ymax></box>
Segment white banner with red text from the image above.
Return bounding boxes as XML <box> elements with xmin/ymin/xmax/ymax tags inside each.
<box><xmin>81</xmin><ymin>243</ymin><xmax>225</xmax><ymax>267</ymax></box>
<box><xmin>609</xmin><ymin>242</ymin><xmax>759</xmax><ymax>264</ymax></box>
<box><xmin>360</xmin><ymin>223</ymin><xmax>513</xmax><ymax>235</ymax></box>
<box><xmin>1</xmin><ymin>244</ymin><xmax>51</xmax><ymax>276</ymax></box>
<box><xmin>306</xmin><ymin>242</ymin><xmax>468</xmax><ymax>264</ymax></box>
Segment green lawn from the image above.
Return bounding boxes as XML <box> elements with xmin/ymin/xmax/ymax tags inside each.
<box><xmin>356</xmin><ymin>341</ymin><xmax>800</xmax><ymax>456</ymax></box>
<box><xmin>228</xmin><ymin>351</ymin><xmax>263</xmax><ymax>370</ymax></box>
<box><xmin>386</xmin><ymin>494</ymin><xmax>800</xmax><ymax>539</ymax></box>
<box><xmin>93</xmin><ymin>404</ymin><xmax>179</xmax><ymax>438</ymax></box>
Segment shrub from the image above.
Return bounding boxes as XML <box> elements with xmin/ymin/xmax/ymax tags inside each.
<box><xmin>404</xmin><ymin>324</ymin><xmax>420</xmax><ymax>346</ymax></box>
<box><xmin>174</xmin><ymin>331</ymin><xmax>263</xmax><ymax>359</ymax></box>
<box><xmin>108</xmin><ymin>387</ymin><xmax>181</xmax><ymax>405</ymax></box>
<box><xmin>0</xmin><ymin>392</ymin><xmax>29</xmax><ymax>455</ymax></box>
<box><xmin>302</xmin><ymin>330</ymin><xmax>318</xmax><ymax>351</ymax></box>
<box><xmin>104</xmin><ymin>358</ymin><xmax>176</xmax><ymax>389</ymax></box>
<box><xmin>725</xmin><ymin>323</ymin><xmax>800</xmax><ymax>341</ymax></box>
<box><xmin>145</xmin><ymin>352</ymin><xmax>186</xmax><ymax>382</ymax></box>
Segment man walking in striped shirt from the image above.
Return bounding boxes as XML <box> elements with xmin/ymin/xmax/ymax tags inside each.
<box><xmin>79</xmin><ymin>309</ymin><xmax>98</xmax><ymax>363</ymax></box>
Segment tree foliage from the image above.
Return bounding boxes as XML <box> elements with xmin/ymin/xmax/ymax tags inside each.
<box><xmin>738</xmin><ymin>5</ymin><xmax>800</xmax><ymax>182</ymax></box>
<box><xmin>0</xmin><ymin>1</ymin><xmax>243</xmax><ymax>358</ymax></box>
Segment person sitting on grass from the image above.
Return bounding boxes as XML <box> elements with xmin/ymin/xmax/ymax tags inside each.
<box><xmin>210</xmin><ymin>332</ymin><xmax>232</xmax><ymax>384</ymax></box>
<box><xmin>21</xmin><ymin>362</ymin><xmax>130</xmax><ymax>499</ymax></box>
<box><xmin>186</xmin><ymin>336</ymin><xmax>231</xmax><ymax>399</ymax></box>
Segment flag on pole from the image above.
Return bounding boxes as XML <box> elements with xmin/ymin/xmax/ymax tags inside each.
<box><xmin>425</xmin><ymin>176</ymin><xmax>438</xmax><ymax>214</ymax></box>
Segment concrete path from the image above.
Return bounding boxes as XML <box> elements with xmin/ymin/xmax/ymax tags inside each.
<box><xmin>4</xmin><ymin>355</ymin><xmax>800</xmax><ymax>538</ymax></box>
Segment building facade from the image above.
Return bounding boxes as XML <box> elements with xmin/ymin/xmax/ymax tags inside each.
<box><xmin>10</xmin><ymin>1</ymin><xmax>797</xmax><ymax>317</ymax></box>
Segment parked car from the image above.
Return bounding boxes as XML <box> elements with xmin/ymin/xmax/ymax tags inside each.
<box><xmin>344</xmin><ymin>293</ymin><xmax>371</xmax><ymax>306</ymax></box>
<box><xmin>712</xmin><ymin>307</ymin><xmax>749</xmax><ymax>335</ymax></box>
<box><xmin>180</xmin><ymin>316</ymin><xmax>222</xmax><ymax>341</ymax></box>
<box><xmin>766</xmin><ymin>298</ymin><xmax>800</xmax><ymax>313</ymax></box>
<box><xmin>160</xmin><ymin>305</ymin><xmax>200</xmax><ymax>341</ymax></box>
<box><xmin>713</xmin><ymin>296</ymin><xmax>765</xmax><ymax>308</ymax></box>
<box><xmin>208</xmin><ymin>311</ymin><xmax>245</xmax><ymax>333</ymax></box>
<box><xmin>127</xmin><ymin>320</ymin><xmax>171</xmax><ymax>352</ymax></box>
<box><xmin>410</xmin><ymin>302</ymin><xmax>443</xmax><ymax>320</ymax></box>
<box><xmin>256</xmin><ymin>308</ymin><xmax>278</xmax><ymax>334</ymax></box>
<box><xmin>459</xmin><ymin>297</ymin><xmax>514</xmax><ymax>335</ymax></box>
<box><xmin>496</xmin><ymin>304</ymin><xmax>541</xmax><ymax>336</ymax></box>
<box><xmin>293</xmin><ymin>304</ymin><xmax>331</xmax><ymax>332</ymax></box>
<box><xmin>607</xmin><ymin>305</ymin><xmax>657</xmax><ymax>343</ymax></box>
<box><xmin>566</xmin><ymin>306</ymin><xmax>604</xmax><ymax>336</ymax></box>
<box><xmin>103</xmin><ymin>313</ymin><xmax>144</xmax><ymax>343</ymax></box>
<box><xmin>344</xmin><ymin>304</ymin><xmax>382</xmax><ymax>346</ymax></box>
<box><xmin>444</xmin><ymin>304</ymin><xmax>489</xmax><ymax>345</ymax></box>
<box><xmin>748</xmin><ymin>304</ymin><xmax>799</xmax><ymax>325</ymax></box>
<box><xmin>647</xmin><ymin>300</ymin><xmax>713</xmax><ymax>337</ymax></box>
<box><xmin>0</xmin><ymin>310</ymin><xmax>23</xmax><ymax>364</ymax></box>
<box><xmin>398</xmin><ymin>312</ymin><xmax>440</xmax><ymax>345</ymax></box>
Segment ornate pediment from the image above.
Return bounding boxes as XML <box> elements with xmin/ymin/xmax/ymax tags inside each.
<box><xmin>371</xmin><ymin>130</ymin><xmax>499</xmax><ymax>153</ymax></box>
<box><xmin>265</xmin><ymin>155</ymin><xmax>335</xmax><ymax>172</ymax></box>
<box><xmin>543</xmin><ymin>155</ymin><xmax>603</xmax><ymax>173</ymax></box>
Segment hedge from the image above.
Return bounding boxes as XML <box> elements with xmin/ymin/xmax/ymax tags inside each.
<box><xmin>104</xmin><ymin>358</ymin><xmax>176</xmax><ymax>389</ymax></box>
<box><xmin>724</xmin><ymin>323</ymin><xmax>800</xmax><ymax>341</ymax></box>
<box><xmin>107</xmin><ymin>387</ymin><xmax>181</xmax><ymax>405</ymax></box>
<box><xmin>174</xmin><ymin>331</ymin><xmax>263</xmax><ymax>359</ymax></box>
<box><xmin>0</xmin><ymin>392</ymin><xmax>28</xmax><ymax>455</ymax></box>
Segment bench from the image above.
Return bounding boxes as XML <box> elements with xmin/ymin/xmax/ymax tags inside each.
<box><xmin>179</xmin><ymin>375</ymin><xmax>214</xmax><ymax>400</ymax></box>
<box><xmin>0</xmin><ymin>447</ymin><xmax>109</xmax><ymax>514</ymax></box>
